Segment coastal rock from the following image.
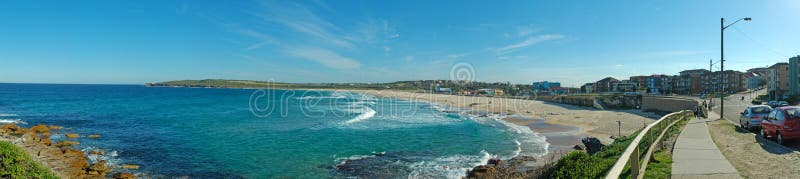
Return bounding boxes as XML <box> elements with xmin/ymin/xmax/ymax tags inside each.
<box><xmin>28</xmin><ymin>124</ymin><xmax>50</xmax><ymax>134</ymax></box>
<box><xmin>466</xmin><ymin>156</ymin><xmax>539</xmax><ymax>179</ymax></box>
<box><xmin>40</xmin><ymin>133</ymin><xmax>52</xmax><ymax>146</ymax></box>
<box><xmin>89</xmin><ymin>150</ymin><xmax>105</xmax><ymax>156</ymax></box>
<box><xmin>573</xmin><ymin>144</ymin><xmax>585</xmax><ymax>151</ymax></box>
<box><xmin>56</xmin><ymin>141</ymin><xmax>80</xmax><ymax>147</ymax></box>
<box><xmin>113</xmin><ymin>172</ymin><xmax>136</xmax><ymax>179</ymax></box>
<box><xmin>487</xmin><ymin>158</ymin><xmax>502</xmax><ymax>165</ymax></box>
<box><xmin>65</xmin><ymin>133</ymin><xmax>80</xmax><ymax>138</ymax></box>
<box><xmin>1</xmin><ymin>124</ymin><xmax>26</xmax><ymax>135</ymax></box>
<box><xmin>48</xmin><ymin>125</ymin><xmax>64</xmax><ymax>130</ymax></box>
<box><xmin>87</xmin><ymin>160</ymin><xmax>110</xmax><ymax>176</ymax></box>
<box><xmin>88</xmin><ymin>134</ymin><xmax>101</xmax><ymax>139</ymax></box>
<box><xmin>63</xmin><ymin>148</ymin><xmax>84</xmax><ymax>158</ymax></box>
<box><xmin>581</xmin><ymin>137</ymin><xmax>605</xmax><ymax>155</ymax></box>
<box><xmin>121</xmin><ymin>164</ymin><xmax>140</xmax><ymax>170</ymax></box>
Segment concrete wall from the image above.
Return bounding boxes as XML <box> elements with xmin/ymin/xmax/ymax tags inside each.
<box><xmin>641</xmin><ymin>96</ymin><xmax>698</xmax><ymax>113</ymax></box>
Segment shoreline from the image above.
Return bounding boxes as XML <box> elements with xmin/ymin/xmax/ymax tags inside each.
<box><xmin>344</xmin><ymin>89</ymin><xmax>659</xmax><ymax>149</ymax></box>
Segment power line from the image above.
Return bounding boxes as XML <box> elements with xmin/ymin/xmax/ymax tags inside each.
<box><xmin>730</xmin><ymin>26</ymin><xmax>788</xmax><ymax>58</ymax></box>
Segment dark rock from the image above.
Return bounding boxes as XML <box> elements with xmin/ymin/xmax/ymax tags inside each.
<box><xmin>487</xmin><ymin>158</ymin><xmax>502</xmax><ymax>166</ymax></box>
<box><xmin>573</xmin><ymin>144</ymin><xmax>585</xmax><ymax>150</ymax></box>
<box><xmin>581</xmin><ymin>137</ymin><xmax>605</xmax><ymax>155</ymax></box>
<box><xmin>466</xmin><ymin>156</ymin><xmax>539</xmax><ymax>179</ymax></box>
<box><xmin>113</xmin><ymin>172</ymin><xmax>136</xmax><ymax>179</ymax></box>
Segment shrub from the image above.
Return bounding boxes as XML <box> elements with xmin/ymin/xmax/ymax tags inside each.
<box><xmin>0</xmin><ymin>141</ymin><xmax>58</xmax><ymax>178</ymax></box>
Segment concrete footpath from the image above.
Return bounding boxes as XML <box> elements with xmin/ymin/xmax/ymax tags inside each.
<box><xmin>671</xmin><ymin>113</ymin><xmax>741</xmax><ymax>179</ymax></box>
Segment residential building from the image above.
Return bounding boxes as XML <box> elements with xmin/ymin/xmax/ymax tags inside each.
<box><xmin>613</xmin><ymin>80</ymin><xmax>638</xmax><ymax>92</ymax></box>
<box><xmin>744</xmin><ymin>72</ymin><xmax>761</xmax><ymax>90</ymax></box>
<box><xmin>789</xmin><ymin>56</ymin><xmax>800</xmax><ymax>95</ymax></box>
<box><xmin>646</xmin><ymin>75</ymin><xmax>674</xmax><ymax>94</ymax></box>
<box><xmin>676</xmin><ymin>69</ymin><xmax>708</xmax><ymax>95</ymax></box>
<box><xmin>581</xmin><ymin>83</ymin><xmax>595</xmax><ymax>93</ymax></box>
<box><xmin>629</xmin><ymin>76</ymin><xmax>648</xmax><ymax>89</ymax></box>
<box><xmin>532</xmin><ymin>81</ymin><xmax>561</xmax><ymax>92</ymax></box>
<box><xmin>768</xmin><ymin>62</ymin><xmax>789</xmax><ymax>99</ymax></box>
<box><xmin>595</xmin><ymin>77</ymin><xmax>620</xmax><ymax>92</ymax></box>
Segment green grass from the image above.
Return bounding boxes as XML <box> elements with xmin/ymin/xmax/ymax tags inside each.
<box><xmin>642</xmin><ymin>114</ymin><xmax>691</xmax><ymax>178</ymax></box>
<box><xmin>545</xmin><ymin>131</ymin><xmax>640</xmax><ymax>178</ymax></box>
<box><xmin>542</xmin><ymin>113</ymin><xmax>690</xmax><ymax>179</ymax></box>
<box><xmin>643</xmin><ymin>152</ymin><xmax>672</xmax><ymax>179</ymax></box>
<box><xmin>0</xmin><ymin>141</ymin><xmax>59</xmax><ymax>179</ymax></box>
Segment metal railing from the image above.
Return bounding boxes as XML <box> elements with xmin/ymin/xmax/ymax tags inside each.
<box><xmin>605</xmin><ymin>110</ymin><xmax>691</xmax><ymax>179</ymax></box>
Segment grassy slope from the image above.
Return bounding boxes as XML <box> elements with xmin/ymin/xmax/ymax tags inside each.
<box><xmin>0</xmin><ymin>140</ymin><xmax>58</xmax><ymax>179</ymax></box>
<box><xmin>544</xmin><ymin>113</ymin><xmax>688</xmax><ymax>179</ymax></box>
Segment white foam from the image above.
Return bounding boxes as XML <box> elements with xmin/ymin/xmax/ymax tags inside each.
<box><xmin>296</xmin><ymin>95</ymin><xmax>346</xmax><ymax>100</ymax></box>
<box><xmin>81</xmin><ymin>146</ymin><xmax>121</xmax><ymax>167</ymax></box>
<box><xmin>0</xmin><ymin>113</ymin><xmax>18</xmax><ymax>117</ymax></box>
<box><xmin>333</xmin><ymin>151</ymin><xmax>385</xmax><ymax>165</ymax></box>
<box><xmin>344</xmin><ymin>107</ymin><xmax>377</xmax><ymax>124</ymax></box>
<box><xmin>493</xmin><ymin>117</ymin><xmax>549</xmax><ymax>157</ymax></box>
<box><xmin>0</xmin><ymin>119</ymin><xmax>26</xmax><ymax>125</ymax></box>
<box><xmin>407</xmin><ymin>150</ymin><xmax>495</xmax><ymax>179</ymax></box>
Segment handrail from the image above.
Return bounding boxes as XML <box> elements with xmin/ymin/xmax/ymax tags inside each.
<box><xmin>605</xmin><ymin>110</ymin><xmax>690</xmax><ymax>179</ymax></box>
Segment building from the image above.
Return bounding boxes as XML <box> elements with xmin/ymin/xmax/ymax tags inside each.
<box><xmin>676</xmin><ymin>69</ymin><xmax>708</xmax><ymax>95</ymax></box>
<box><xmin>789</xmin><ymin>56</ymin><xmax>800</xmax><ymax>95</ymax></box>
<box><xmin>434</xmin><ymin>84</ymin><xmax>452</xmax><ymax>94</ymax></box>
<box><xmin>581</xmin><ymin>83</ymin><xmax>595</xmax><ymax>93</ymax></box>
<box><xmin>747</xmin><ymin>67</ymin><xmax>771</xmax><ymax>75</ymax></box>
<box><xmin>744</xmin><ymin>72</ymin><xmax>761</xmax><ymax>90</ymax></box>
<box><xmin>595</xmin><ymin>77</ymin><xmax>620</xmax><ymax>92</ymax></box>
<box><xmin>768</xmin><ymin>62</ymin><xmax>789</xmax><ymax>99</ymax></box>
<box><xmin>646</xmin><ymin>75</ymin><xmax>669</xmax><ymax>94</ymax></box>
<box><xmin>629</xmin><ymin>76</ymin><xmax>648</xmax><ymax>89</ymax></box>
<box><xmin>532</xmin><ymin>81</ymin><xmax>561</xmax><ymax>92</ymax></box>
<box><xmin>613</xmin><ymin>80</ymin><xmax>638</xmax><ymax>92</ymax></box>
<box><xmin>494</xmin><ymin>89</ymin><xmax>504</xmax><ymax>96</ymax></box>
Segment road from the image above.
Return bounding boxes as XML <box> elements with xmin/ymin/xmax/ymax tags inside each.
<box><xmin>706</xmin><ymin>89</ymin><xmax>800</xmax><ymax>150</ymax></box>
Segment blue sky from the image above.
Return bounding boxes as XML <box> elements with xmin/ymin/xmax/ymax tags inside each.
<box><xmin>1</xmin><ymin>0</ymin><xmax>798</xmax><ymax>86</ymax></box>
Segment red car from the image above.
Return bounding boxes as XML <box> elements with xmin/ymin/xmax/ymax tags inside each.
<box><xmin>760</xmin><ymin>106</ymin><xmax>800</xmax><ymax>144</ymax></box>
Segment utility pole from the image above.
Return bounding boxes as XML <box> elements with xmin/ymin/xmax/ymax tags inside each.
<box><xmin>709</xmin><ymin>59</ymin><xmax>713</xmax><ymax>95</ymax></box>
<box><xmin>720</xmin><ymin>18</ymin><xmax>725</xmax><ymax>120</ymax></box>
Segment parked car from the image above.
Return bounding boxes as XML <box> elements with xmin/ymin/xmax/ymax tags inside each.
<box><xmin>739</xmin><ymin>105</ymin><xmax>771</xmax><ymax>131</ymax></box>
<box><xmin>760</xmin><ymin>106</ymin><xmax>800</xmax><ymax>144</ymax></box>
<box><xmin>778</xmin><ymin>101</ymin><xmax>790</xmax><ymax>107</ymax></box>
<box><xmin>768</xmin><ymin>101</ymin><xmax>779</xmax><ymax>107</ymax></box>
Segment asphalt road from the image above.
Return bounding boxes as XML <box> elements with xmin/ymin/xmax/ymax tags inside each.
<box><xmin>706</xmin><ymin>89</ymin><xmax>800</xmax><ymax>150</ymax></box>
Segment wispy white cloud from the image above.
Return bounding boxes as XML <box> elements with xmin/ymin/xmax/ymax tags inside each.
<box><xmin>516</xmin><ymin>25</ymin><xmax>539</xmax><ymax>37</ymax></box>
<box><xmin>226</xmin><ymin>25</ymin><xmax>276</xmax><ymax>50</ymax></box>
<box><xmin>496</xmin><ymin>34</ymin><xmax>564</xmax><ymax>54</ymax></box>
<box><xmin>286</xmin><ymin>48</ymin><xmax>361</xmax><ymax>70</ymax></box>
<box><xmin>447</xmin><ymin>53</ymin><xmax>468</xmax><ymax>59</ymax></box>
<box><xmin>254</xmin><ymin>2</ymin><xmax>355</xmax><ymax>49</ymax></box>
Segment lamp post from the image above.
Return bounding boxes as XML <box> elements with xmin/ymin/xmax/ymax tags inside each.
<box><xmin>720</xmin><ymin>17</ymin><xmax>751</xmax><ymax>120</ymax></box>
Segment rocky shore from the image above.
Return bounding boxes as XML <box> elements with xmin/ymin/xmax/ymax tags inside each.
<box><xmin>1</xmin><ymin>123</ymin><xmax>137</xmax><ymax>179</ymax></box>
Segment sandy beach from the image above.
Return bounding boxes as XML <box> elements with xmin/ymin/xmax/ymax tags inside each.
<box><xmin>348</xmin><ymin>90</ymin><xmax>660</xmax><ymax>146</ymax></box>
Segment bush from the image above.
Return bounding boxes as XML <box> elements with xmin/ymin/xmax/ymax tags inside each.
<box><xmin>0</xmin><ymin>141</ymin><xmax>58</xmax><ymax>178</ymax></box>
<box><xmin>545</xmin><ymin>131</ymin><xmax>639</xmax><ymax>178</ymax></box>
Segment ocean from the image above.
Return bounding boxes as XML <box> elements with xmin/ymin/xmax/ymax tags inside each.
<box><xmin>0</xmin><ymin>83</ymin><xmax>548</xmax><ymax>178</ymax></box>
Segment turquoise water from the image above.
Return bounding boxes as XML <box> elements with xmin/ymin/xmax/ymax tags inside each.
<box><xmin>0</xmin><ymin>83</ymin><xmax>547</xmax><ymax>178</ymax></box>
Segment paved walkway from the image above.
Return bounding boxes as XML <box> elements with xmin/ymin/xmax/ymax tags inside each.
<box><xmin>671</xmin><ymin>113</ymin><xmax>741</xmax><ymax>179</ymax></box>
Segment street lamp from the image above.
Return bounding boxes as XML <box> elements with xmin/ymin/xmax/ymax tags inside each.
<box><xmin>720</xmin><ymin>17</ymin><xmax>751</xmax><ymax>119</ymax></box>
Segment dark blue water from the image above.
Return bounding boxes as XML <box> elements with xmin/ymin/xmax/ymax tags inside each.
<box><xmin>0</xmin><ymin>83</ymin><xmax>547</xmax><ymax>178</ymax></box>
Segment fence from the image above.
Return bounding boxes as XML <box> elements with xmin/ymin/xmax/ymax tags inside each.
<box><xmin>605</xmin><ymin>110</ymin><xmax>691</xmax><ymax>179</ymax></box>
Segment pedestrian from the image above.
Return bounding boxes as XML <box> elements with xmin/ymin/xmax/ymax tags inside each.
<box><xmin>694</xmin><ymin>105</ymin><xmax>699</xmax><ymax>118</ymax></box>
